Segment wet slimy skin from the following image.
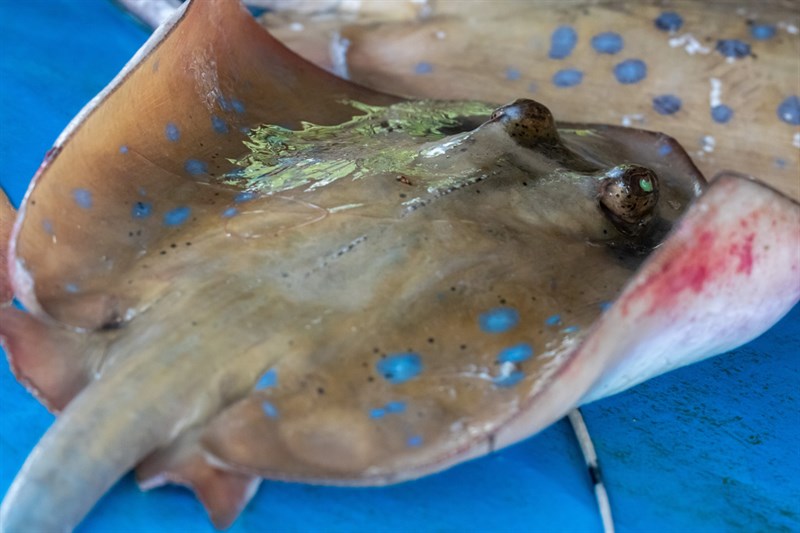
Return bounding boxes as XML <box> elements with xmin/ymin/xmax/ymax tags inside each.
<box><xmin>2</xmin><ymin>1</ymin><xmax>798</xmax><ymax>531</ymax></box>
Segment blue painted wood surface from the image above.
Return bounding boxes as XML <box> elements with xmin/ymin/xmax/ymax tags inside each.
<box><xmin>0</xmin><ymin>2</ymin><xmax>797</xmax><ymax>531</ymax></box>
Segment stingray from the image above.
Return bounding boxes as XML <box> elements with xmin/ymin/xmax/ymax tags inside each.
<box><xmin>1</xmin><ymin>0</ymin><xmax>798</xmax><ymax>530</ymax></box>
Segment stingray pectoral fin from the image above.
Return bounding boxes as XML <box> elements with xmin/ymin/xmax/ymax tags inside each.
<box><xmin>0</xmin><ymin>307</ymin><xmax>97</xmax><ymax>412</ymax></box>
<box><xmin>136</xmin><ymin>430</ymin><xmax>261</xmax><ymax>530</ymax></box>
<box><xmin>583</xmin><ymin>173</ymin><xmax>800</xmax><ymax>401</ymax></box>
<box><xmin>492</xmin><ymin>173</ymin><xmax>799</xmax><ymax>449</ymax></box>
<box><xmin>0</xmin><ymin>188</ymin><xmax>13</xmax><ymax>305</ymax></box>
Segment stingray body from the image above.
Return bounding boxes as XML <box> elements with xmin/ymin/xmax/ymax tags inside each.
<box><xmin>0</xmin><ymin>0</ymin><xmax>798</xmax><ymax>530</ymax></box>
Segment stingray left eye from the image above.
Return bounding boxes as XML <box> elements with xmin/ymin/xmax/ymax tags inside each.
<box><xmin>598</xmin><ymin>165</ymin><xmax>660</xmax><ymax>236</ymax></box>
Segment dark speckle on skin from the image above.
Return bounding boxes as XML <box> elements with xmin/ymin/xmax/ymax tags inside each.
<box><xmin>652</xmin><ymin>94</ymin><xmax>682</xmax><ymax>115</ymax></box>
<box><xmin>654</xmin><ymin>11</ymin><xmax>683</xmax><ymax>32</ymax></box>
<box><xmin>549</xmin><ymin>26</ymin><xmax>578</xmax><ymax>60</ymax></box>
<box><xmin>716</xmin><ymin>39</ymin><xmax>751</xmax><ymax>59</ymax></box>
<box><xmin>613</xmin><ymin>59</ymin><xmax>647</xmax><ymax>84</ymax></box>
<box><xmin>552</xmin><ymin>69</ymin><xmax>584</xmax><ymax>88</ymax></box>
<box><xmin>777</xmin><ymin>96</ymin><xmax>800</xmax><ymax>125</ymax></box>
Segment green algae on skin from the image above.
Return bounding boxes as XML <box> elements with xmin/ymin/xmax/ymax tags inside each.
<box><xmin>224</xmin><ymin>100</ymin><xmax>496</xmax><ymax>194</ymax></box>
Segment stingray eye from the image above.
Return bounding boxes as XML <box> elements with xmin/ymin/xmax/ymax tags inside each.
<box><xmin>598</xmin><ymin>165</ymin><xmax>660</xmax><ymax>235</ymax></box>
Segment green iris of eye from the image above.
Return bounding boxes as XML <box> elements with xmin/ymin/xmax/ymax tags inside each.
<box><xmin>639</xmin><ymin>177</ymin><xmax>654</xmax><ymax>192</ymax></box>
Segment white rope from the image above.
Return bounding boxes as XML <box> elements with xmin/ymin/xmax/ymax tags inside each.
<box><xmin>568</xmin><ymin>408</ymin><xmax>615</xmax><ymax>533</ymax></box>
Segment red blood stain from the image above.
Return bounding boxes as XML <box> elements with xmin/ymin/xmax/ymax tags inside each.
<box><xmin>622</xmin><ymin>230</ymin><xmax>720</xmax><ymax>316</ymax></box>
<box><xmin>730</xmin><ymin>233</ymin><xmax>755</xmax><ymax>275</ymax></box>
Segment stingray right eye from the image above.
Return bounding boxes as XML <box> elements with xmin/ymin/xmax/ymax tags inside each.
<box><xmin>598</xmin><ymin>165</ymin><xmax>660</xmax><ymax>236</ymax></box>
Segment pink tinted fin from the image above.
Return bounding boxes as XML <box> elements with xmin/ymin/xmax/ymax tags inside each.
<box><xmin>1</xmin><ymin>188</ymin><xmax>13</xmax><ymax>305</ymax></box>
<box><xmin>137</xmin><ymin>432</ymin><xmax>260</xmax><ymax>530</ymax></box>
<box><xmin>0</xmin><ymin>307</ymin><xmax>95</xmax><ymax>412</ymax></box>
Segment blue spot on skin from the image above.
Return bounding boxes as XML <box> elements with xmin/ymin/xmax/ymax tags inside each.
<box><xmin>235</xmin><ymin>191</ymin><xmax>256</xmax><ymax>203</ymax></box>
<box><xmin>545</xmin><ymin>314</ymin><xmax>561</xmax><ymax>326</ymax></box>
<box><xmin>654</xmin><ymin>12</ymin><xmax>683</xmax><ymax>32</ymax></box>
<box><xmin>716</xmin><ymin>39</ymin><xmax>751</xmax><ymax>59</ymax></box>
<box><xmin>711</xmin><ymin>104</ymin><xmax>734</xmax><ymax>124</ymax></box>
<box><xmin>591</xmin><ymin>32</ymin><xmax>623</xmax><ymax>54</ymax></box>
<box><xmin>652</xmin><ymin>94</ymin><xmax>682</xmax><ymax>115</ymax></box>
<box><xmin>65</xmin><ymin>283</ymin><xmax>79</xmax><ymax>294</ymax></box>
<box><xmin>506</xmin><ymin>68</ymin><xmax>521</xmax><ymax>81</ymax></box>
<box><xmin>255</xmin><ymin>368</ymin><xmax>278</xmax><ymax>389</ymax></box>
<box><xmin>497</xmin><ymin>343</ymin><xmax>534</xmax><ymax>363</ymax></box>
<box><xmin>262</xmin><ymin>401</ymin><xmax>279</xmax><ymax>419</ymax></box>
<box><xmin>231</xmin><ymin>99</ymin><xmax>246</xmax><ymax>114</ymax></box>
<box><xmin>774</xmin><ymin>158</ymin><xmax>787</xmax><ymax>169</ymax></box>
<box><xmin>165</xmin><ymin>122</ymin><xmax>180</xmax><ymax>142</ymax></box>
<box><xmin>658</xmin><ymin>143</ymin><xmax>673</xmax><ymax>156</ymax></box>
<box><xmin>599</xmin><ymin>301</ymin><xmax>613</xmax><ymax>312</ymax></box>
<box><xmin>479</xmin><ymin>307</ymin><xmax>520</xmax><ymax>333</ymax></box>
<box><xmin>552</xmin><ymin>69</ymin><xmax>584</xmax><ymax>88</ymax></box>
<box><xmin>42</xmin><ymin>219</ymin><xmax>54</xmax><ymax>235</ymax></box>
<box><xmin>377</xmin><ymin>353</ymin><xmax>423</xmax><ymax>384</ymax></box>
<box><xmin>528</xmin><ymin>82</ymin><xmax>538</xmax><ymax>93</ymax></box>
<box><xmin>72</xmin><ymin>188</ymin><xmax>92</xmax><ymax>209</ymax></box>
<box><xmin>217</xmin><ymin>96</ymin><xmax>233</xmax><ymax>112</ymax></box>
<box><xmin>613</xmin><ymin>59</ymin><xmax>647</xmax><ymax>84</ymax></box>
<box><xmin>415</xmin><ymin>62</ymin><xmax>433</xmax><ymax>74</ymax></box>
<box><xmin>164</xmin><ymin>206</ymin><xmax>191</xmax><ymax>226</ymax></box>
<box><xmin>119</xmin><ymin>145</ymin><xmax>129</xmax><ymax>154</ymax></box>
<box><xmin>370</xmin><ymin>401</ymin><xmax>406</xmax><ymax>419</ymax></box>
<box><xmin>131</xmin><ymin>201</ymin><xmax>153</xmax><ymax>219</ymax></box>
<box><xmin>777</xmin><ymin>96</ymin><xmax>800</xmax><ymax>125</ymax></box>
<box><xmin>222</xmin><ymin>207</ymin><xmax>239</xmax><ymax>218</ymax></box>
<box><xmin>494</xmin><ymin>371</ymin><xmax>525</xmax><ymax>388</ymax></box>
<box><xmin>385</xmin><ymin>401</ymin><xmax>406</xmax><ymax>414</ymax></box>
<box><xmin>549</xmin><ymin>26</ymin><xmax>578</xmax><ymax>59</ymax></box>
<box><xmin>563</xmin><ymin>326</ymin><xmax>580</xmax><ymax>334</ymax></box>
<box><xmin>407</xmin><ymin>435</ymin><xmax>423</xmax><ymax>447</ymax></box>
<box><xmin>751</xmin><ymin>24</ymin><xmax>777</xmax><ymax>41</ymax></box>
<box><xmin>211</xmin><ymin>116</ymin><xmax>229</xmax><ymax>134</ymax></box>
<box><xmin>185</xmin><ymin>159</ymin><xmax>208</xmax><ymax>175</ymax></box>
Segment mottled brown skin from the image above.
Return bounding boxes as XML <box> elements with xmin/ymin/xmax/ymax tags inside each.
<box><xmin>8</xmin><ymin>1</ymin><xmax>798</xmax><ymax>532</ymax></box>
<box><xmin>598</xmin><ymin>166</ymin><xmax>659</xmax><ymax>236</ymax></box>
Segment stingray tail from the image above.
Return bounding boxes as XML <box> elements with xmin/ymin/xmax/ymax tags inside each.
<box><xmin>0</xmin><ymin>340</ymin><xmax>178</xmax><ymax>532</ymax></box>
